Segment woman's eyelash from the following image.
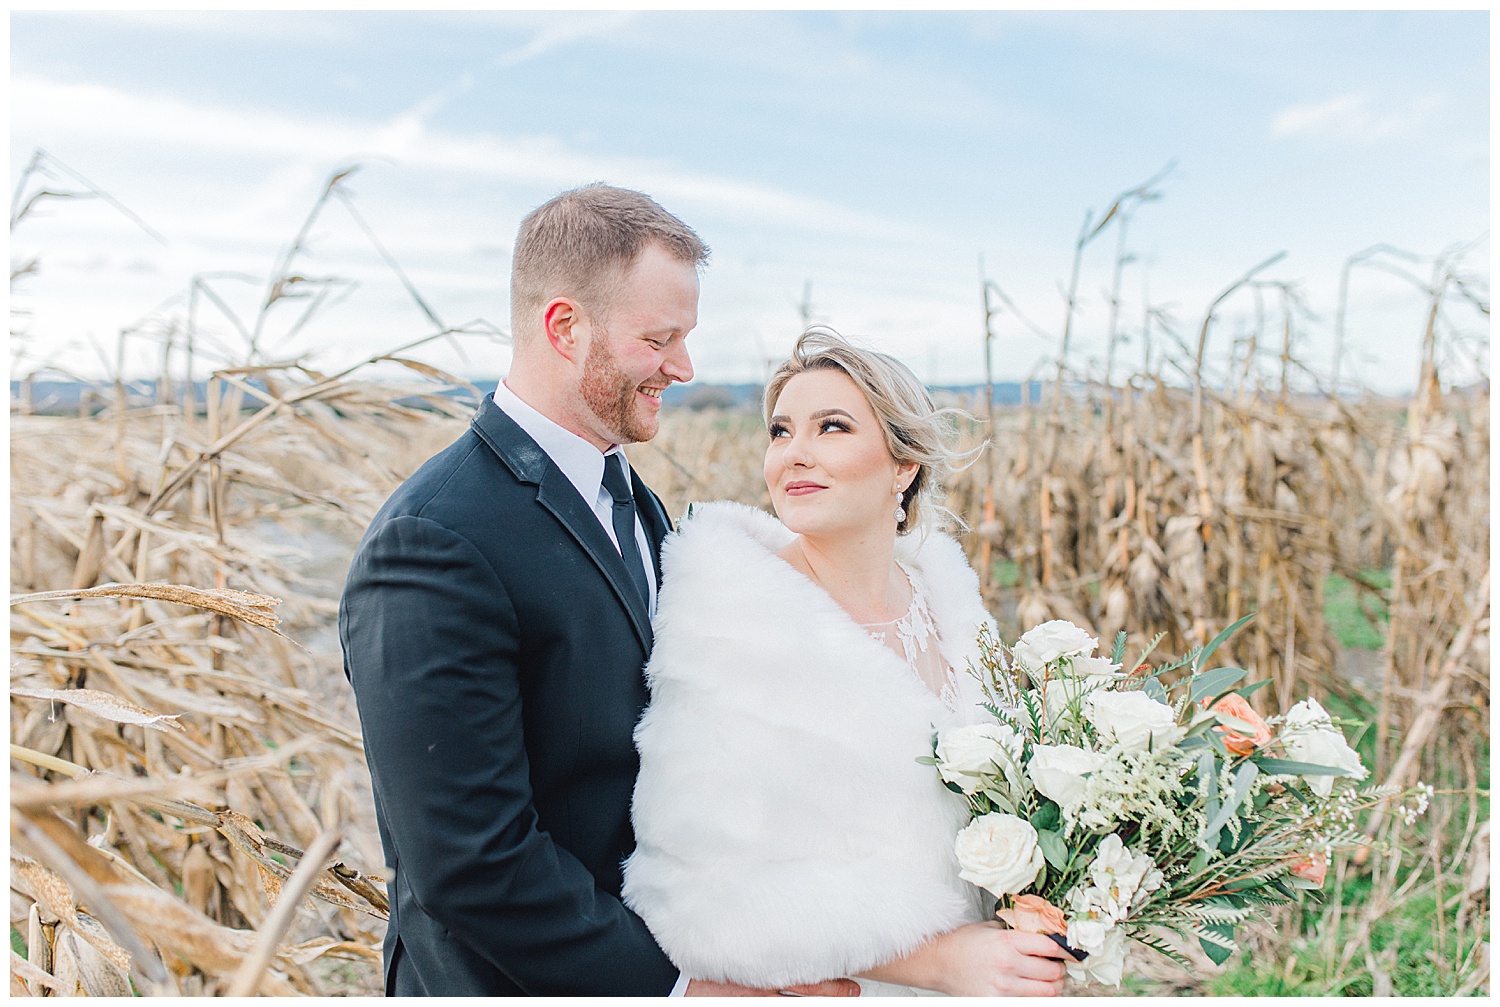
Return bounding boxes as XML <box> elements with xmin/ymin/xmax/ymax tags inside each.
<box><xmin>819</xmin><ymin>418</ymin><xmax>851</xmax><ymax>433</ymax></box>
<box><xmin>768</xmin><ymin>422</ymin><xmax>789</xmax><ymax>438</ymax></box>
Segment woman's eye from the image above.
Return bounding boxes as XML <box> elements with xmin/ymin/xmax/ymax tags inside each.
<box><xmin>768</xmin><ymin>423</ymin><xmax>789</xmax><ymax>439</ymax></box>
<box><xmin>819</xmin><ymin>418</ymin><xmax>850</xmax><ymax>434</ymax></box>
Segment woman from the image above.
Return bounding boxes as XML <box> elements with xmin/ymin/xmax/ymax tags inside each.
<box><xmin>622</xmin><ymin>330</ymin><xmax>1069</xmax><ymax>996</ymax></box>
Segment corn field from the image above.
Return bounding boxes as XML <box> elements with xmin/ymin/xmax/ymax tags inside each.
<box><xmin>10</xmin><ymin>168</ymin><xmax>1488</xmax><ymax>996</ymax></box>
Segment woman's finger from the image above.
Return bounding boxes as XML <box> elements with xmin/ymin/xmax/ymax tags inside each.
<box><xmin>1006</xmin><ymin>931</ymin><xmax>1073</xmax><ymax>960</ymax></box>
<box><xmin>1010</xmin><ymin>977</ymin><xmax>1064</xmax><ymax>997</ymax></box>
<box><xmin>1013</xmin><ymin>955</ymin><xmax>1067</xmax><ymax>982</ymax></box>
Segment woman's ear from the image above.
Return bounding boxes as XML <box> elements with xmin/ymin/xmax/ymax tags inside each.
<box><xmin>896</xmin><ymin>461</ymin><xmax>920</xmax><ymax>495</ymax></box>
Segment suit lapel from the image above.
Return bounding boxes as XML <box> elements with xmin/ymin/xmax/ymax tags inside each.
<box><xmin>632</xmin><ymin>470</ymin><xmax>671</xmax><ymax>587</ymax></box>
<box><xmin>470</xmin><ymin>397</ymin><xmax>653</xmax><ymax>652</ymax></box>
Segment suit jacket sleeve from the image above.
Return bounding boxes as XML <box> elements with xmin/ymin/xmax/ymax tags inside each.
<box><xmin>342</xmin><ymin>514</ymin><xmax>678</xmax><ymax>995</ymax></box>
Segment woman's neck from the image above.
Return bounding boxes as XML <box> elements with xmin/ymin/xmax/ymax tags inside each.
<box><xmin>779</xmin><ymin>530</ymin><xmax>907</xmax><ymax>625</ymax></box>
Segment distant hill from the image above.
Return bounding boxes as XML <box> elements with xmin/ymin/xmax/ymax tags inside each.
<box><xmin>11</xmin><ymin>378</ymin><xmax>1048</xmax><ymax>416</ymax></box>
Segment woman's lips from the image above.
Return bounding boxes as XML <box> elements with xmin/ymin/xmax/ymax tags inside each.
<box><xmin>784</xmin><ymin>482</ymin><xmax>826</xmax><ymax>496</ymax></box>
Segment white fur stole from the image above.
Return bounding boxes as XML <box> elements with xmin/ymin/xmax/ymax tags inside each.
<box><xmin>622</xmin><ymin>502</ymin><xmax>995</xmax><ymax>987</ymax></box>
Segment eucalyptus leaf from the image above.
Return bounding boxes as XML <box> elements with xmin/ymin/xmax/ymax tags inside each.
<box><xmin>1197</xmin><ymin>612</ymin><xmax>1256</xmax><ymax>672</ymax></box>
<box><xmin>1197</xmin><ymin>922</ymin><xmax>1238</xmax><ymax>966</ymax></box>
<box><xmin>1253</xmin><ymin>757</ymin><xmax>1358</xmax><ymax>777</ymax></box>
<box><xmin>1142</xmin><ymin>676</ymin><xmax>1169</xmax><ymax>704</ymax></box>
<box><xmin>1036</xmin><ymin>828</ymin><xmax>1069</xmax><ymax>871</ymax></box>
<box><xmin>1189</xmin><ymin>666</ymin><xmax>1248</xmax><ymax>704</ymax></box>
<box><xmin>1213</xmin><ymin>711</ymin><xmax>1263</xmax><ymax>735</ymax></box>
<box><xmin>983</xmin><ymin>789</ymin><xmax>1017</xmax><ymax>815</ymax></box>
<box><xmin>1234</xmin><ymin>678</ymin><xmax>1273</xmax><ymax>700</ymax></box>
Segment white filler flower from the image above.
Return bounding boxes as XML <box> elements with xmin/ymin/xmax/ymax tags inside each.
<box><xmin>1085</xmin><ymin>690</ymin><xmax>1186</xmax><ymax>754</ymax></box>
<box><xmin>935</xmin><ymin>723</ymin><xmax>1023</xmax><ymax>795</ymax></box>
<box><xmin>954</xmin><ymin>813</ymin><xmax>1045</xmax><ymax>897</ymax></box>
<box><xmin>1281</xmin><ymin>697</ymin><xmax>1368</xmax><ymax>798</ymax></box>
<box><xmin>1027</xmin><ymin>744</ymin><xmax>1110</xmax><ymax>812</ymax></box>
<box><xmin>1087</xmin><ymin>833</ymin><xmax>1165</xmax><ymax>919</ymax></box>
<box><xmin>1013</xmin><ymin>620</ymin><xmax>1098</xmax><ymax>670</ymax></box>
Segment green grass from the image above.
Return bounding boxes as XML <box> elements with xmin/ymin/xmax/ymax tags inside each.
<box><xmin>12</xmin><ymin>926</ymin><xmax>26</xmax><ymax>958</ymax></box>
<box><xmin>1323</xmin><ymin>570</ymin><xmax>1392</xmax><ymax>650</ymax></box>
<box><xmin>1209</xmin><ymin>889</ymin><xmax>1489</xmax><ymax>996</ymax></box>
<box><xmin>1208</xmin><ymin>684</ymin><xmax>1488</xmax><ymax>997</ymax></box>
<box><xmin>991</xmin><ymin>559</ymin><xmax>1021</xmax><ymax>589</ymax></box>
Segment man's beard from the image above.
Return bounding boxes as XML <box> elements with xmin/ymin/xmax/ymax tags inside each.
<box><xmin>580</xmin><ymin>328</ymin><xmax>657</xmax><ymax>445</ymax></box>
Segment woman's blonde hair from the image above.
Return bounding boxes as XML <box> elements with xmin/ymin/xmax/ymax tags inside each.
<box><xmin>763</xmin><ymin>327</ymin><xmax>977</xmax><ymax>535</ymax></box>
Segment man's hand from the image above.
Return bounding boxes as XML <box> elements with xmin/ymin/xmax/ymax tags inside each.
<box><xmin>685</xmin><ymin>978</ymin><xmax>861</xmax><ymax>996</ymax></box>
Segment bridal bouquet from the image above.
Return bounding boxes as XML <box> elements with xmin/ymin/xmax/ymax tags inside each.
<box><xmin>925</xmin><ymin>617</ymin><xmax>1431</xmax><ymax>986</ymax></box>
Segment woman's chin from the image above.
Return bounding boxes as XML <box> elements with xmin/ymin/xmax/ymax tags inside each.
<box><xmin>776</xmin><ymin>508</ymin><xmax>883</xmax><ymax>543</ymax></box>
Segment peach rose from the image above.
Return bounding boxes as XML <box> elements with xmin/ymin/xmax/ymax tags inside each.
<box><xmin>1290</xmin><ymin>855</ymin><xmax>1327</xmax><ymax>888</ymax></box>
<box><xmin>995</xmin><ymin>894</ymin><xmax>1068</xmax><ymax>936</ymax></box>
<box><xmin>1207</xmin><ymin>692</ymin><xmax>1272</xmax><ymax>756</ymax></box>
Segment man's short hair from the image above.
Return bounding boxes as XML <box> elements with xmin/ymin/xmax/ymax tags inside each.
<box><xmin>510</xmin><ymin>183</ymin><xmax>709</xmax><ymax>340</ymax></box>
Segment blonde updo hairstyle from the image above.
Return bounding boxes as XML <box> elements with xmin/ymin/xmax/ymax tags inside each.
<box><xmin>763</xmin><ymin>327</ymin><xmax>976</xmax><ymax>536</ymax></box>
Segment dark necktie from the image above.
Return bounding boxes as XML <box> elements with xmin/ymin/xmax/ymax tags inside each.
<box><xmin>602</xmin><ymin>453</ymin><xmax>651</xmax><ymax>610</ymax></box>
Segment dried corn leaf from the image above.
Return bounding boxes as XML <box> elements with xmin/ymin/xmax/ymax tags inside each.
<box><xmin>11</xmin><ymin>686</ymin><xmax>185</xmax><ymax>732</ymax></box>
<box><xmin>12</xmin><ymin>582</ymin><xmax>281</xmax><ymax>631</ymax></box>
<box><xmin>10</xmin><ymin>949</ymin><xmax>63</xmax><ymax>995</ymax></box>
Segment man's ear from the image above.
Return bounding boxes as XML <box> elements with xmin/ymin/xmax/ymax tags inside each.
<box><xmin>543</xmin><ymin>297</ymin><xmax>587</xmax><ymax>363</ymax></box>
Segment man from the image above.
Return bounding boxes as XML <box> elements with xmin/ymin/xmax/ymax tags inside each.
<box><xmin>340</xmin><ymin>184</ymin><xmax>858</xmax><ymax>996</ymax></box>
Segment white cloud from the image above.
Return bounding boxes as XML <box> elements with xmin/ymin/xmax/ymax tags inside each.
<box><xmin>11</xmin><ymin>74</ymin><xmax>913</xmax><ymax>242</ymax></box>
<box><xmin>1270</xmin><ymin>91</ymin><xmax>1445</xmax><ymax>141</ymax></box>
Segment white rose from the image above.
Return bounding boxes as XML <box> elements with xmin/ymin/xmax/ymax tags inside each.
<box><xmin>1067</xmin><ymin>926</ymin><xmax>1128</xmax><ymax>987</ymax></box>
<box><xmin>1070</xmin><ymin>655</ymin><xmax>1125</xmax><ymax>680</ymax></box>
<box><xmin>1027</xmin><ymin>744</ymin><xmax>1110</xmax><ymax>811</ymax></box>
<box><xmin>1282</xmin><ymin>698</ymin><xmax>1368</xmax><ymax>798</ymax></box>
<box><xmin>953</xmin><ymin>813</ymin><xmax>1045</xmax><ymax>897</ymax></box>
<box><xmin>935</xmin><ymin>724</ymin><xmax>1023</xmax><ymax>795</ymax></box>
<box><xmin>1014</xmin><ymin>620</ymin><xmax>1098</xmax><ymax>670</ymax></box>
<box><xmin>1085</xmin><ymin>690</ymin><xmax>1186</xmax><ymax>754</ymax></box>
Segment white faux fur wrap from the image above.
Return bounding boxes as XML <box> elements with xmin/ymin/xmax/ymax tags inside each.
<box><xmin>622</xmin><ymin>502</ymin><xmax>994</xmax><ymax>987</ymax></box>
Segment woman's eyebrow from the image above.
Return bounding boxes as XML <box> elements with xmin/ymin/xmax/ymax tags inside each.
<box><xmin>810</xmin><ymin>408</ymin><xmax>856</xmax><ymax>421</ymax></box>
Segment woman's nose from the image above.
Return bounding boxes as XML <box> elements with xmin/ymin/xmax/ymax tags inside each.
<box><xmin>782</xmin><ymin>434</ymin><xmax>813</xmax><ymax>468</ymax></box>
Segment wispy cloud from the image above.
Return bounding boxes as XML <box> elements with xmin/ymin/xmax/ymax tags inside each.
<box><xmin>1270</xmin><ymin>91</ymin><xmax>1445</xmax><ymax>141</ymax></box>
<box><xmin>12</xmin><ymin>74</ymin><xmax>913</xmax><ymax>242</ymax></box>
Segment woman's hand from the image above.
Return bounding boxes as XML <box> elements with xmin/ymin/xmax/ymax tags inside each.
<box><xmin>858</xmin><ymin>921</ymin><xmax>1069</xmax><ymax>996</ymax></box>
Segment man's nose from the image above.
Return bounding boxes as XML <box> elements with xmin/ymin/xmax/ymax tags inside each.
<box><xmin>662</xmin><ymin>339</ymin><xmax>693</xmax><ymax>384</ymax></box>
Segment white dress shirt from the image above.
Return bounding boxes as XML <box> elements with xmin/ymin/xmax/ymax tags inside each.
<box><xmin>493</xmin><ymin>381</ymin><xmax>658</xmax><ymax>616</ymax></box>
<box><xmin>492</xmin><ymin>382</ymin><xmax>686</xmax><ymax>996</ymax></box>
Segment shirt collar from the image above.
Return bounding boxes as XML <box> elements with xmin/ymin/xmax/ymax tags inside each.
<box><xmin>493</xmin><ymin>380</ymin><xmax>627</xmax><ymax>505</ymax></box>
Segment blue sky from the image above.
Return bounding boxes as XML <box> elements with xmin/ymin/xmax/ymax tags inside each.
<box><xmin>10</xmin><ymin>10</ymin><xmax>1489</xmax><ymax>393</ymax></box>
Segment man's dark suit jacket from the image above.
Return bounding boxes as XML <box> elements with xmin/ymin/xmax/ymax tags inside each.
<box><xmin>339</xmin><ymin>395</ymin><xmax>680</xmax><ymax>996</ymax></box>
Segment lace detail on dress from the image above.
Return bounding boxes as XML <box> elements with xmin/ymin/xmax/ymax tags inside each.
<box><xmin>862</xmin><ymin>563</ymin><xmax>961</xmax><ymax>711</ymax></box>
